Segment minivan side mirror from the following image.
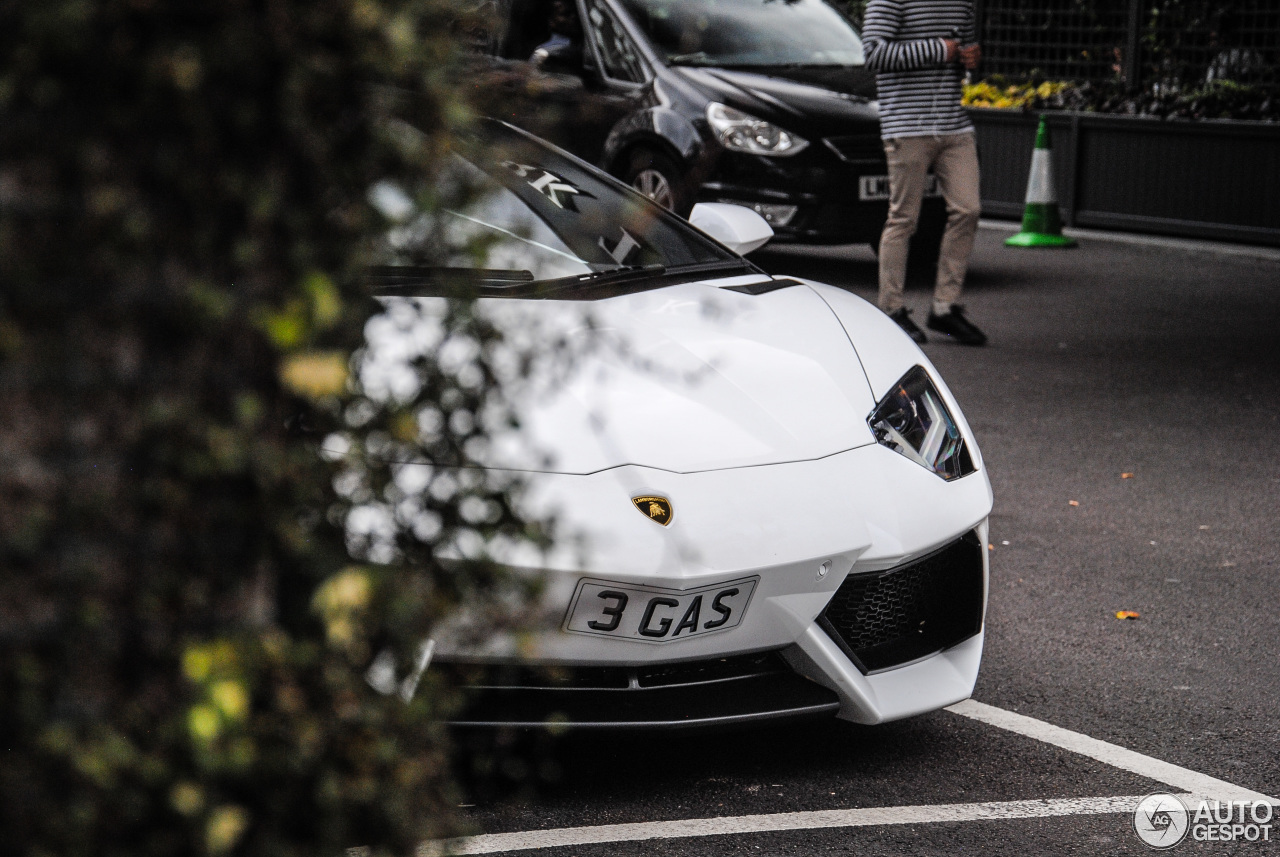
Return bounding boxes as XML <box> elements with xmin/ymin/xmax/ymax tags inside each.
<box><xmin>688</xmin><ymin>203</ymin><xmax>774</xmax><ymax>255</ymax></box>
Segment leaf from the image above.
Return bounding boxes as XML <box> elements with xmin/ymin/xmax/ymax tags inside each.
<box><xmin>183</xmin><ymin>646</ymin><xmax>215</xmax><ymax>683</ymax></box>
<box><xmin>170</xmin><ymin>782</ymin><xmax>205</xmax><ymax>816</ymax></box>
<box><xmin>313</xmin><ymin>567</ymin><xmax>374</xmax><ymax>648</ymax></box>
<box><xmin>1068</xmin><ymin>500</ymin><xmax>1079</xmax><ymax>506</ymax></box>
<box><xmin>206</xmin><ymin>806</ymin><xmax>250</xmax><ymax>855</ymax></box>
<box><xmin>279</xmin><ymin>351</ymin><xmax>349</xmax><ymax>399</ymax></box>
<box><xmin>261</xmin><ymin>302</ymin><xmax>309</xmax><ymax>349</ymax></box>
<box><xmin>302</xmin><ymin>270</ymin><xmax>343</xmax><ymax>330</ymax></box>
<box><xmin>1115</xmin><ymin>610</ymin><xmax>1141</xmax><ymax>620</ymax></box>
<box><xmin>209</xmin><ymin>680</ymin><xmax>250</xmax><ymax>722</ymax></box>
<box><xmin>1121</xmin><ymin>472</ymin><xmax>1134</xmax><ymax>479</ymax></box>
<box><xmin>187</xmin><ymin>705</ymin><xmax>221</xmax><ymax>743</ymax></box>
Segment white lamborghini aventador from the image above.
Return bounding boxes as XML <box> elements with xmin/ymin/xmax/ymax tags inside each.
<box><xmin>353</xmin><ymin>120</ymin><xmax>993</xmax><ymax>729</ymax></box>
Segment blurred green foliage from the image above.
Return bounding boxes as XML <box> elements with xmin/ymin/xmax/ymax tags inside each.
<box><xmin>0</xmin><ymin>1</ymin><xmax>545</xmax><ymax>855</ymax></box>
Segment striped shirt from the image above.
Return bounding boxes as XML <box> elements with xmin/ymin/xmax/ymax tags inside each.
<box><xmin>862</xmin><ymin>0</ymin><xmax>975</xmax><ymax>140</ymax></box>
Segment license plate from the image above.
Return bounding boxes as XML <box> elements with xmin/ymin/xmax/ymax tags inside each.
<box><xmin>564</xmin><ymin>577</ymin><xmax>758</xmax><ymax>642</ymax></box>
<box><xmin>858</xmin><ymin>174</ymin><xmax>941</xmax><ymax>201</ymax></box>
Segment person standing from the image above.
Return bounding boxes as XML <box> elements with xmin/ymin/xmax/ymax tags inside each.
<box><xmin>863</xmin><ymin>0</ymin><xmax>987</xmax><ymax>346</ymax></box>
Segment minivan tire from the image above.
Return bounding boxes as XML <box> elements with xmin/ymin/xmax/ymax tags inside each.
<box><xmin>623</xmin><ymin>148</ymin><xmax>692</xmax><ymax>217</ymax></box>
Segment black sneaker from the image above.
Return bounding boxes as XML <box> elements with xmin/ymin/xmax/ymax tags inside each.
<box><xmin>927</xmin><ymin>305</ymin><xmax>987</xmax><ymax>346</ymax></box>
<box><xmin>888</xmin><ymin>307</ymin><xmax>927</xmax><ymax>344</ymax></box>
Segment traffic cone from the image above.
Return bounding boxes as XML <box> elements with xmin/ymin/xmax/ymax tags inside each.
<box><xmin>1005</xmin><ymin>115</ymin><xmax>1077</xmax><ymax>248</ymax></box>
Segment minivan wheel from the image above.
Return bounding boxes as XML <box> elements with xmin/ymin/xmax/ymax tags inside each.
<box><xmin>624</xmin><ymin>149</ymin><xmax>690</xmax><ymax>216</ymax></box>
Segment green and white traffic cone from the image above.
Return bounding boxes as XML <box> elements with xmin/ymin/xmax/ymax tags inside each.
<box><xmin>1005</xmin><ymin>115</ymin><xmax>1077</xmax><ymax>248</ymax></box>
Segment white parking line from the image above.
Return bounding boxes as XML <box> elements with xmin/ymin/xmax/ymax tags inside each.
<box><xmin>419</xmin><ymin>701</ymin><xmax>1278</xmax><ymax>855</ymax></box>
<box><xmin>946</xmin><ymin>699</ymin><xmax>1276</xmax><ymax>805</ymax></box>
<box><xmin>418</xmin><ymin>795</ymin><xmax>1152</xmax><ymax>856</ymax></box>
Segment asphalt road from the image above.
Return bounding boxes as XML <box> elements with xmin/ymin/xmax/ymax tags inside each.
<box><xmin>448</xmin><ymin>227</ymin><xmax>1280</xmax><ymax>856</ymax></box>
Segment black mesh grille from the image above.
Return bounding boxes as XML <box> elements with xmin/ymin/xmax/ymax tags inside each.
<box><xmin>437</xmin><ymin>662</ymin><xmax>629</xmax><ymax>689</ymax></box>
<box><xmin>819</xmin><ymin>532</ymin><xmax>985</xmax><ymax>674</ymax></box>
<box><xmin>439</xmin><ymin>650</ymin><xmax>786</xmax><ymax>691</ymax></box>
<box><xmin>635</xmin><ymin>651</ymin><xmax>785</xmax><ymax>688</ymax></box>
<box><xmin>822</xmin><ymin>135</ymin><xmax>885</xmax><ymax>164</ymax></box>
<box><xmin>442</xmin><ymin>651</ymin><xmax>838</xmax><ymax>728</ymax></box>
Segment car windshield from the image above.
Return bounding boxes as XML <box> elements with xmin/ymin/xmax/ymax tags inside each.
<box><xmin>371</xmin><ymin>120</ymin><xmax>740</xmax><ymax>293</ymax></box>
<box><xmin>618</xmin><ymin>0</ymin><xmax>864</xmax><ymax>68</ymax></box>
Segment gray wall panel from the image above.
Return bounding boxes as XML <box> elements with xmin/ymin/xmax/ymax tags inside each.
<box><xmin>969</xmin><ymin>109</ymin><xmax>1280</xmax><ymax>246</ymax></box>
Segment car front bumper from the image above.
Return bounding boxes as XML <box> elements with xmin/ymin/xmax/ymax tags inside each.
<box><xmin>435</xmin><ymin>442</ymin><xmax>993</xmax><ymax>728</ymax></box>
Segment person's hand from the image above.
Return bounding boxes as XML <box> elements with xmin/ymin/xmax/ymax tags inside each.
<box><xmin>943</xmin><ymin>39</ymin><xmax>958</xmax><ymax>62</ymax></box>
<box><xmin>957</xmin><ymin>42</ymin><xmax>982</xmax><ymax>70</ymax></box>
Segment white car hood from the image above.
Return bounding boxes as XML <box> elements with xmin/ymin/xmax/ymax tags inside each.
<box><xmin>364</xmin><ymin>277</ymin><xmax>880</xmax><ymax>475</ymax></box>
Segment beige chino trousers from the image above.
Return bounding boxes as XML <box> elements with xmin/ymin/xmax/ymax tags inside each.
<box><xmin>877</xmin><ymin>132</ymin><xmax>981</xmax><ymax>314</ymax></box>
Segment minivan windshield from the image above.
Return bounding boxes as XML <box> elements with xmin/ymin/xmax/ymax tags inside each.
<box><xmin>618</xmin><ymin>0</ymin><xmax>864</xmax><ymax>68</ymax></box>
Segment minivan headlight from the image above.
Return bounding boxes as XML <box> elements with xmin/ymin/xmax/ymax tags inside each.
<box><xmin>706</xmin><ymin>103</ymin><xmax>808</xmax><ymax>157</ymax></box>
<box><xmin>868</xmin><ymin>366</ymin><xmax>975</xmax><ymax>480</ymax></box>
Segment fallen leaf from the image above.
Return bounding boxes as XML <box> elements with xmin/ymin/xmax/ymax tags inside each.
<box><xmin>988</xmin><ymin>543</ymin><xmax>995</xmax><ymax>550</ymax></box>
<box><xmin>1115</xmin><ymin>610</ymin><xmax>1141</xmax><ymax>620</ymax></box>
<box><xmin>1121</xmin><ymin>472</ymin><xmax>1134</xmax><ymax>479</ymax></box>
<box><xmin>1068</xmin><ymin>500</ymin><xmax>1080</xmax><ymax>506</ymax></box>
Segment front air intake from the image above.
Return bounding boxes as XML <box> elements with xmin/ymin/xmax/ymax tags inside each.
<box><xmin>819</xmin><ymin>532</ymin><xmax>985</xmax><ymax>673</ymax></box>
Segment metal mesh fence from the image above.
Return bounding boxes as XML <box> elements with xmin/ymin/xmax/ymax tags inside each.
<box><xmin>977</xmin><ymin>0</ymin><xmax>1280</xmax><ymax>92</ymax></box>
<box><xmin>980</xmin><ymin>1</ymin><xmax>1131</xmax><ymax>83</ymax></box>
<box><xmin>1139</xmin><ymin>1</ymin><xmax>1280</xmax><ymax>91</ymax></box>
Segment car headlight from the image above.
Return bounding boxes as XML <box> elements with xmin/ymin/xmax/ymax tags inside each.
<box><xmin>868</xmin><ymin>366</ymin><xmax>975</xmax><ymax>481</ymax></box>
<box><xmin>706</xmin><ymin>103</ymin><xmax>808</xmax><ymax>157</ymax></box>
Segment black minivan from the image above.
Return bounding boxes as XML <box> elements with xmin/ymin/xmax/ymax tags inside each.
<box><xmin>481</xmin><ymin>0</ymin><xmax>946</xmax><ymax>251</ymax></box>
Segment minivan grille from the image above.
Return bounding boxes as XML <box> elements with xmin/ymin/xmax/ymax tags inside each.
<box><xmin>823</xmin><ymin>134</ymin><xmax>886</xmax><ymax>163</ymax></box>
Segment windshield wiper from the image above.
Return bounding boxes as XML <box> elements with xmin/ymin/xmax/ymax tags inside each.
<box><xmin>367</xmin><ymin>265</ymin><xmax>535</xmax><ymax>292</ymax></box>
<box><xmin>538</xmin><ymin>260</ymin><xmax>753</xmax><ymax>295</ymax></box>
<box><xmin>529</xmin><ymin>263</ymin><xmax>664</xmax><ymax>293</ymax></box>
<box><xmin>550</xmin><ymin>259</ymin><xmax>755</xmax><ymax>286</ymax></box>
<box><xmin>575</xmin><ymin>263</ymin><xmax>667</xmax><ymax>283</ymax></box>
<box><xmin>369</xmin><ymin>260</ymin><xmax>756</xmax><ymax>301</ymax></box>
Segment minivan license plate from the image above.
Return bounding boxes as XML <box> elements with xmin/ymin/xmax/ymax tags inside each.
<box><xmin>858</xmin><ymin>174</ymin><xmax>941</xmax><ymax>201</ymax></box>
<box><xmin>564</xmin><ymin>577</ymin><xmax>758</xmax><ymax>642</ymax></box>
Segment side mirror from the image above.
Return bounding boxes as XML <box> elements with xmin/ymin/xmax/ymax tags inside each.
<box><xmin>688</xmin><ymin>203</ymin><xmax>774</xmax><ymax>255</ymax></box>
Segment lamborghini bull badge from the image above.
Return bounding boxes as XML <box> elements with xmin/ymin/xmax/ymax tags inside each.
<box><xmin>632</xmin><ymin>496</ymin><xmax>673</xmax><ymax>526</ymax></box>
